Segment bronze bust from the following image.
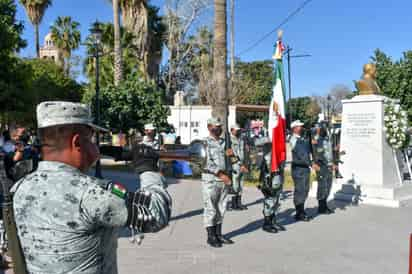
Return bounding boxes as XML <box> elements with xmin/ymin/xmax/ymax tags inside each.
<box><xmin>356</xmin><ymin>63</ymin><xmax>381</xmax><ymax>95</ymax></box>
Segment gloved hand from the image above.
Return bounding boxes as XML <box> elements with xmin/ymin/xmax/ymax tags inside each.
<box><xmin>126</xmin><ymin>190</ymin><xmax>154</xmax><ymax>232</ymax></box>
<box><xmin>132</xmin><ymin>144</ymin><xmax>159</xmax><ymax>174</ymax></box>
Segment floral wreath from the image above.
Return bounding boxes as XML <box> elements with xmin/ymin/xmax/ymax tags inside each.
<box><xmin>383</xmin><ymin>98</ymin><xmax>410</xmax><ymax>150</ymax></box>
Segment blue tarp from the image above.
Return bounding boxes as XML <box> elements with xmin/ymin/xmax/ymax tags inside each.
<box><xmin>173</xmin><ymin>160</ymin><xmax>192</xmax><ymax>176</ymax></box>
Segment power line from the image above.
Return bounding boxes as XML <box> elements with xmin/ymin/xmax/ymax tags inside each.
<box><xmin>238</xmin><ymin>0</ymin><xmax>314</xmax><ymax>56</ymax></box>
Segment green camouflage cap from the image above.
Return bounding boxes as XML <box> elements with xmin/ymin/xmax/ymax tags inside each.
<box><xmin>36</xmin><ymin>101</ymin><xmax>108</xmax><ymax>132</ymax></box>
<box><xmin>207</xmin><ymin>117</ymin><xmax>222</xmax><ymax>126</ymax></box>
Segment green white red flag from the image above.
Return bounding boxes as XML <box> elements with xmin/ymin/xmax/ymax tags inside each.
<box><xmin>268</xmin><ymin>36</ymin><xmax>287</xmax><ymax>172</ymax></box>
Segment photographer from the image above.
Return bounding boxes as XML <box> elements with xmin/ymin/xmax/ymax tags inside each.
<box><xmin>3</xmin><ymin>127</ymin><xmax>36</xmax><ymax>182</ymax></box>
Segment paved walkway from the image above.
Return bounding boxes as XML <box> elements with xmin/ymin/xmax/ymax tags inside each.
<box><xmin>103</xmin><ymin>170</ymin><xmax>411</xmax><ymax>274</ymax></box>
<box><xmin>3</xmin><ymin>170</ymin><xmax>410</xmax><ymax>274</ymax></box>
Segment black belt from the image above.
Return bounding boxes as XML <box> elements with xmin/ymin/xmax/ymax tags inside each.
<box><xmin>291</xmin><ymin>163</ymin><xmax>310</xmax><ymax>169</ymax></box>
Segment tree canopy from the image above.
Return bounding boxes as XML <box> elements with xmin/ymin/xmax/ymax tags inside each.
<box><xmin>372</xmin><ymin>49</ymin><xmax>412</xmax><ymax>123</ymax></box>
<box><xmin>83</xmin><ymin>72</ymin><xmax>169</xmax><ymax>134</ymax></box>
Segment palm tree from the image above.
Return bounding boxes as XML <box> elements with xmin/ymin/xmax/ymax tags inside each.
<box><xmin>213</xmin><ymin>0</ymin><xmax>228</xmax><ymax>130</ymax></box>
<box><xmin>113</xmin><ymin>0</ymin><xmax>123</xmax><ymax>86</ymax></box>
<box><xmin>19</xmin><ymin>0</ymin><xmax>52</xmax><ymax>58</ymax></box>
<box><xmin>119</xmin><ymin>0</ymin><xmax>147</xmax><ymax>53</ymax></box>
<box><xmin>50</xmin><ymin>16</ymin><xmax>81</xmax><ymax>75</ymax></box>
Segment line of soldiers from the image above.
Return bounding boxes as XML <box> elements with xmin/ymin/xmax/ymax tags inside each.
<box><xmin>200</xmin><ymin>117</ymin><xmax>340</xmax><ymax>246</ymax></box>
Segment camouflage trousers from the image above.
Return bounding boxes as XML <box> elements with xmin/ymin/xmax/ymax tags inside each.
<box><xmin>263</xmin><ymin>187</ymin><xmax>282</xmax><ymax>217</ymax></box>
<box><xmin>231</xmin><ymin>165</ymin><xmax>244</xmax><ymax>195</ymax></box>
<box><xmin>201</xmin><ymin>174</ymin><xmax>229</xmax><ymax>227</ymax></box>
<box><xmin>291</xmin><ymin>166</ymin><xmax>311</xmax><ymax>206</ymax></box>
<box><xmin>316</xmin><ymin>165</ymin><xmax>333</xmax><ymax>200</ymax></box>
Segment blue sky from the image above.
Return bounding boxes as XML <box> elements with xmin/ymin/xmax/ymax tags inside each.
<box><xmin>15</xmin><ymin>0</ymin><xmax>412</xmax><ymax>98</ymax></box>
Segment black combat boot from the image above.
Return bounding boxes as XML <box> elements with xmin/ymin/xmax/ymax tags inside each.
<box><xmin>272</xmin><ymin>215</ymin><xmax>286</xmax><ymax>231</ymax></box>
<box><xmin>319</xmin><ymin>199</ymin><xmax>335</xmax><ymax>214</ymax></box>
<box><xmin>335</xmin><ymin>168</ymin><xmax>343</xmax><ymax>179</ymax></box>
<box><xmin>230</xmin><ymin>196</ymin><xmax>237</xmax><ymax>210</ymax></box>
<box><xmin>237</xmin><ymin>195</ymin><xmax>248</xmax><ymax>210</ymax></box>
<box><xmin>262</xmin><ymin>216</ymin><xmax>278</xmax><ymax>233</ymax></box>
<box><xmin>206</xmin><ymin>226</ymin><xmax>222</xmax><ymax>248</ymax></box>
<box><xmin>318</xmin><ymin>199</ymin><xmax>326</xmax><ymax>213</ymax></box>
<box><xmin>295</xmin><ymin>204</ymin><xmax>311</xmax><ymax>222</ymax></box>
<box><xmin>215</xmin><ymin>223</ymin><xmax>234</xmax><ymax>244</ymax></box>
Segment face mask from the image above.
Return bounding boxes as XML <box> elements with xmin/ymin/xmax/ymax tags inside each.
<box><xmin>320</xmin><ymin>128</ymin><xmax>328</xmax><ymax>138</ymax></box>
<box><xmin>211</xmin><ymin>127</ymin><xmax>222</xmax><ymax>137</ymax></box>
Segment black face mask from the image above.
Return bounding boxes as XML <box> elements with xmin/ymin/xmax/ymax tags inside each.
<box><xmin>320</xmin><ymin>128</ymin><xmax>328</xmax><ymax>138</ymax></box>
<box><xmin>211</xmin><ymin>127</ymin><xmax>222</xmax><ymax>137</ymax></box>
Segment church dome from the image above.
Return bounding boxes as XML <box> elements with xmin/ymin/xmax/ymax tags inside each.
<box><xmin>44</xmin><ymin>33</ymin><xmax>54</xmax><ymax>47</ymax></box>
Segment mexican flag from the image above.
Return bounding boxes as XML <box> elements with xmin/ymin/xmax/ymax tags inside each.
<box><xmin>268</xmin><ymin>38</ymin><xmax>287</xmax><ymax>172</ymax></box>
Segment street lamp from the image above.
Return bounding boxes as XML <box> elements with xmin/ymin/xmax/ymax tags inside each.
<box><xmin>285</xmin><ymin>46</ymin><xmax>311</xmax><ymax>124</ymax></box>
<box><xmin>89</xmin><ymin>20</ymin><xmax>103</xmax><ymax>178</ymax></box>
<box><xmin>327</xmin><ymin>94</ymin><xmax>332</xmax><ymax>127</ymax></box>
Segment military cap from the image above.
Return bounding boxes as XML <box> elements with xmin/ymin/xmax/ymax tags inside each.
<box><xmin>290</xmin><ymin>120</ymin><xmax>304</xmax><ymax>129</ymax></box>
<box><xmin>144</xmin><ymin>123</ymin><xmax>155</xmax><ymax>130</ymax></box>
<box><xmin>207</xmin><ymin>117</ymin><xmax>222</xmax><ymax>126</ymax></box>
<box><xmin>36</xmin><ymin>101</ymin><xmax>108</xmax><ymax>131</ymax></box>
<box><xmin>230</xmin><ymin>123</ymin><xmax>241</xmax><ymax>130</ymax></box>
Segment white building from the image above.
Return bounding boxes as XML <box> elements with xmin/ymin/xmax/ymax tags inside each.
<box><xmin>167</xmin><ymin>105</ymin><xmax>237</xmax><ymax>144</ymax></box>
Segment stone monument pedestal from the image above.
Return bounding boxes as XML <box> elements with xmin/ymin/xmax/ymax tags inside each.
<box><xmin>328</xmin><ymin>95</ymin><xmax>412</xmax><ymax>207</ymax></box>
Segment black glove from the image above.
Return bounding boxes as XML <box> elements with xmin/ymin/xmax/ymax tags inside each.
<box><xmin>126</xmin><ymin>190</ymin><xmax>154</xmax><ymax>231</ymax></box>
<box><xmin>132</xmin><ymin>144</ymin><xmax>159</xmax><ymax>174</ymax></box>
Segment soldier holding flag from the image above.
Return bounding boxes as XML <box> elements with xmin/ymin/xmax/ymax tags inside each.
<box><xmin>259</xmin><ymin>31</ymin><xmax>287</xmax><ymax>233</ymax></box>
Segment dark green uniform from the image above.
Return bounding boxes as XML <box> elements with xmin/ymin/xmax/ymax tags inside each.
<box><xmin>290</xmin><ymin>134</ymin><xmax>311</xmax><ymax>206</ymax></box>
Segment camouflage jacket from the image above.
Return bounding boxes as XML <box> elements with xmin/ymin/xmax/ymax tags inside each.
<box><xmin>12</xmin><ymin>161</ymin><xmax>171</xmax><ymax>274</ymax></box>
<box><xmin>203</xmin><ymin>136</ymin><xmax>226</xmax><ymax>179</ymax></box>
<box><xmin>312</xmin><ymin>136</ymin><xmax>333</xmax><ymax>167</ymax></box>
<box><xmin>230</xmin><ymin>135</ymin><xmax>245</xmax><ymax>166</ymax></box>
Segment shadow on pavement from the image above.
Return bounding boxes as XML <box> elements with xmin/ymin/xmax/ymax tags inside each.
<box><xmin>225</xmin><ymin>219</ymin><xmax>264</xmax><ymax>239</ymax></box>
<box><xmin>170</xmin><ymin>208</ymin><xmax>203</xmax><ymax>222</ymax></box>
<box><xmin>280</xmin><ymin>190</ymin><xmax>293</xmax><ymax>201</ymax></box>
<box><xmin>243</xmin><ymin>198</ymin><xmax>264</xmax><ymax>208</ymax></box>
<box><xmin>226</xmin><ymin>208</ymin><xmax>297</xmax><ymax>239</ymax></box>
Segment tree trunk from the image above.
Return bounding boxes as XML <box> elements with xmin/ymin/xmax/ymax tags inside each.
<box><xmin>113</xmin><ymin>0</ymin><xmax>123</xmax><ymax>86</ymax></box>
<box><xmin>230</xmin><ymin>0</ymin><xmax>235</xmax><ymax>77</ymax></box>
<box><xmin>121</xmin><ymin>1</ymin><xmax>148</xmax><ymax>77</ymax></box>
<box><xmin>35</xmin><ymin>24</ymin><xmax>40</xmax><ymax>58</ymax></box>
<box><xmin>213</xmin><ymin>0</ymin><xmax>228</xmax><ymax>132</ymax></box>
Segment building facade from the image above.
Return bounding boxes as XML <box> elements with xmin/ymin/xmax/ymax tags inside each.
<box><xmin>39</xmin><ymin>33</ymin><xmax>63</xmax><ymax>65</ymax></box>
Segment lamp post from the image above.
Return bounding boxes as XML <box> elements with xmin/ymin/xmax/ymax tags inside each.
<box><xmin>327</xmin><ymin>94</ymin><xmax>332</xmax><ymax>127</ymax></box>
<box><xmin>285</xmin><ymin>46</ymin><xmax>311</xmax><ymax>124</ymax></box>
<box><xmin>90</xmin><ymin>20</ymin><xmax>103</xmax><ymax>178</ymax></box>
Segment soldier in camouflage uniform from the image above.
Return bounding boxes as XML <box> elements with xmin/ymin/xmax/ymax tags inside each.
<box><xmin>312</xmin><ymin>124</ymin><xmax>335</xmax><ymax>214</ymax></box>
<box><xmin>202</xmin><ymin>117</ymin><xmax>234</xmax><ymax>248</ymax></box>
<box><xmin>141</xmin><ymin>123</ymin><xmax>160</xmax><ymax>150</ymax></box>
<box><xmin>230</xmin><ymin>124</ymin><xmax>248</xmax><ymax>210</ymax></box>
<box><xmin>255</xmin><ymin>137</ymin><xmax>286</xmax><ymax>233</ymax></box>
<box><xmin>290</xmin><ymin>120</ymin><xmax>317</xmax><ymax>222</ymax></box>
<box><xmin>12</xmin><ymin>101</ymin><xmax>172</xmax><ymax>274</ymax></box>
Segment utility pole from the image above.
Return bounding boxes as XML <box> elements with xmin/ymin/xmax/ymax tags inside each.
<box><xmin>285</xmin><ymin>45</ymin><xmax>311</xmax><ymax>125</ymax></box>
<box><xmin>230</xmin><ymin>0</ymin><xmax>235</xmax><ymax>77</ymax></box>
